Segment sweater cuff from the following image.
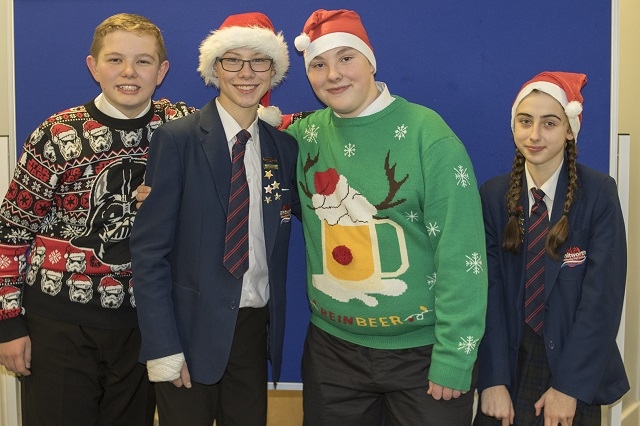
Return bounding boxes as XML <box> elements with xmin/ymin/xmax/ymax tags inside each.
<box><xmin>0</xmin><ymin>316</ymin><xmax>29</xmax><ymax>343</ymax></box>
<box><xmin>428</xmin><ymin>359</ymin><xmax>474</xmax><ymax>391</ymax></box>
<box><xmin>147</xmin><ymin>353</ymin><xmax>185</xmax><ymax>382</ymax></box>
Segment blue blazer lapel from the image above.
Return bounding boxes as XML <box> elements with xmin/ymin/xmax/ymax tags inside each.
<box><xmin>258</xmin><ymin>123</ymin><xmax>282</xmax><ymax>260</ymax></box>
<box><xmin>198</xmin><ymin>100</ymin><xmax>233</xmax><ymax>211</ymax></box>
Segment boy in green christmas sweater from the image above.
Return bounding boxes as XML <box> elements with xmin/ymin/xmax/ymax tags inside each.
<box><xmin>0</xmin><ymin>13</ymin><xmax>193</xmax><ymax>425</ymax></box>
<box><xmin>287</xmin><ymin>9</ymin><xmax>487</xmax><ymax>425</ymax></box>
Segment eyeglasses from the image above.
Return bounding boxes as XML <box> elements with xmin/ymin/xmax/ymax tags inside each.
<box><xmin>216</xmin><ymin>57</ymin><xmax>273</xmax><ymax>73</ymax></box>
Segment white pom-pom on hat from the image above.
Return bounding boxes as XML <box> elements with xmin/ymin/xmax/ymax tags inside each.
<box><xmin>294</xmin><ymin>33</ymin><xmax>311</xmax><ymax>52</ymax></box>
<box><xmin>564</xmin><ymin>100</ymin><xmax>582</xmax><ymax>119</ymax></box>
<box><xmin>258</xmin><ymin>105</ymin><xmax>283</xmax><ymax>128</ymax></box>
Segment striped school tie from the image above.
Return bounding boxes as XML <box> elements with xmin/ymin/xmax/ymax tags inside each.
<box><xmin>223</xmin><ymin>129</ymin><xmax>251</xmax><ymax>279</ymax></box>
<box><xmin>524</xmin><ymin>188</ymin><xmax>549</xmax><ymax>335</ymax></box>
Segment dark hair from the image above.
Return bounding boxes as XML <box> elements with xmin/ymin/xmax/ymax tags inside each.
<box><xmin>501</xmin><ymin>139</ymin><xmax>578</xmax><ymax>259</ymax></box>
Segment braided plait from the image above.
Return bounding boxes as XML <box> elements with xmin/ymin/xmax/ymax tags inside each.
<box><xmin>546</xmin><ymin>140</ymin><xmax>578</xmax><ymax>258</ymax></box>
<box><xmin>502</xmin><ymin>150</ymin><xmax>526</xmax><ymax>253</ymax></box>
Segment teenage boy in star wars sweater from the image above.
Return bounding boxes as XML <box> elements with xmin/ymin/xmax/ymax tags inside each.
<box><xmin>0</xmin><ymin>13</ymin><xmax>193</xmax><ymax>425</ymax></box>
<box><xmin>287</xmin><ymin>9</ymin><xmax>488</xmax><ymax>425</ymax></box>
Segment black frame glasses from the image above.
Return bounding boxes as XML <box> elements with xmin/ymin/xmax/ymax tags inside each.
<box><xmin>216</xmin><ymin>57</ymin><xmax>273</xmax><ymax>73</ymax></box>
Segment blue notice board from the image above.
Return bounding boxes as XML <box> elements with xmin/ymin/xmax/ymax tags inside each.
<box><xmin>14</xmin><ymin>0</ymin><xmax>612</xmax><ymax>384</ymax></box>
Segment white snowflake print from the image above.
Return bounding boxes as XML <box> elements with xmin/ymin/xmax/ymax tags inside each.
<box><xmin>405</xmin><ymin>211</ymin><xmax>418</xmax><ymax>222</ymax></box>
<box><xmin>344</xmin><ymin>143</ymin><xmax>356</xmax><ymax>157</ymax></box>
<box><xmin>48</xmin><ymin>250</ymin><xmax>62</xmax><ymax>264</ymax></box>
<box><xmin>0</xmin><ymin>255</ymin><xmax>10</xmax><ymax>269</ymax></box>
<box><xmin>426</xmin><ymin>222</ymin><xmax>440</xmax><ymax>236</ymax></box>
<box><xmin>465</xmin><ymin>252</ymin><xmax>484</xmax><ymax>275</ymax></box>
<box><xmin>39</xmin><ymin>213</ymin><xmax>58</xmax><ymax>232</ymax></box>
<box><xmin>60</xmin><ymin>225</ymin><xmax>82</xmax><ymax>239</ymax></box>
<box><xmin>395</xmin><ymin>124</ymin><xmax>408</xmax><ymax>140</ymax></box>
<box><xmin>6</xmin><ymin>228</ymin><xmax>31</xmax><ymax>244</ymax></box>
<box><xmin>304</xmin><ymin>124</ymin><xmax>319</xmax><ymax>144</ymax></box>
<box><xmin>427</xmin><ymin>272</ymin><xmax>437</xmax><ymax>290</ymax></box>
<box><xmin>457</xmin><ymin>335</ymin><xmax>479</xmax><ymax>355</ymax></box>
<box><xmin>454</xmin><ymin>165</ymin><xmax>471</xmax><ymax>187</ymax></box>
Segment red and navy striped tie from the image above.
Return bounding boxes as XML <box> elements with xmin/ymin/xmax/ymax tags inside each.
<box><xmin>223</xmin><ymin>129</ymin><xmax>251</xmax><ymax>279</ymax></box>
<box><xmin>524</xmin><ymin>188</ymin><xmax>549</xmax><ymax>335</ymax></box>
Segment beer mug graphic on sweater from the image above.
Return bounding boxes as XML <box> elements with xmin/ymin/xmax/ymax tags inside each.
<box><xmin>310</xmin><ymin>169</ymin><xmax>408</xmax><ymax>306</ymax></box>
<box><xmin>322</xmin><ymin>219</ymin><xmax>408</xmax><ymax>289</ymax></box>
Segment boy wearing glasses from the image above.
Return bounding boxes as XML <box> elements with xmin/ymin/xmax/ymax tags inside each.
<box><xmin>129</xmin><ymin>12</ymin><xmax>299</xmax><ymax>426</ymax></box>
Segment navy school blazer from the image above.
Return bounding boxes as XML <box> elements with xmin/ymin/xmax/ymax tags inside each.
<box><xmin>476</xmin><ymin>162</ymin><xmax>629</xmax><ymax>405</ymax></box>
<box><xmin>131</xmin><ymin>99</ymin><xmax>300</xmax><ymax>384</ymax></box>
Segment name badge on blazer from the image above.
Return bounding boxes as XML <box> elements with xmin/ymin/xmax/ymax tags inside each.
<box><xmin>263</xmin><ymin>158</ymin><xmax>282</xmax><ymax>205</ymax></box>
<box><xmin>561</xmin><ymin>246</ymin><xmax>587</xmax><ymax>268</ymax></box>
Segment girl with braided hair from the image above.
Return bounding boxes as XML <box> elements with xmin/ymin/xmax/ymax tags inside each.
<box><xmin>474</xmin><ymin>71</ymin><xmax>628</xmax><ymax>426</ymax></box>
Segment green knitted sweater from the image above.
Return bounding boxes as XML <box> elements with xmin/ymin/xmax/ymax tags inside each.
<box><xmin>286</xmin><ymin>96</ymin><xmax>487</xmax><ymax>390</ymax></box>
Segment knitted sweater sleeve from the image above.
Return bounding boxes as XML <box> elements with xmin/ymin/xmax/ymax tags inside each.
<box><xmin>422</xmin><ymin>135</ymin><xmax>488</xmax><ymax>391</ymax></box>
<box><xmin>0</xmin><ymin>125</ymin><xmax>60</xmax><ymax>341</ymax></box>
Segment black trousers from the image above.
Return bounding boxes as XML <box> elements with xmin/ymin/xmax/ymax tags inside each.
<box><xmin>155</xmin><ymin>306</ymin><xmax>269</xmax><ymax>426</ymax></box>
<box><xmin>302</xmin><ymin>323</ymin><xmax>477</xmax><ymax>426</ymax></box>
<box><xmin>21</xmin><ymin>313</ymin><xmax>155</xmax><ymax>426</ymax></box>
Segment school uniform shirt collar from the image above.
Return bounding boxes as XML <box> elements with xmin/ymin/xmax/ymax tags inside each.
<box><xmin>93</xmin><ymin>93</ymin><xmax>151</xmax><ymax>119</ymax></box>
<box><xmin>333</xmin><ymin>81</ymin><xmax>394</xmax><ymax>118</ymax></box>
<box><xmin>524</xmin><ymin>159</ymin><xmax>563</xmax><ymax>218</ymax></box>
<box><xmin>215</xmin><ymin>98</ymin><xmax>259</xmax><ymax>154</ymax></box>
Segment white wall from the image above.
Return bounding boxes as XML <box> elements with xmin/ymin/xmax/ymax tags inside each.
<box><xmin>619</xmin><ymin>0</ymin><xmax>640</xmax><ymax>423</ymax></box>
<box><xmin>0</xmin><ymin>1</ymin><xmax>20</xmax><ymax>425</ymax></box>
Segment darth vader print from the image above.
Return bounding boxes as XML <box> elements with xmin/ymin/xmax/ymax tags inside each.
<box><xmin>72</xmin><ymin>157</ymin><xmax>145</xmax><ymax>266</ymax></box>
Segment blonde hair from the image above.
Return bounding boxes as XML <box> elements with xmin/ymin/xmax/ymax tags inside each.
<box><xmin>90</xmin><ymin>13</ymin><xmax>167</xmax><ymax>63</ymax></box>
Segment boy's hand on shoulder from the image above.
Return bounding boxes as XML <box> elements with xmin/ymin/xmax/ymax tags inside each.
<box><xmin>0</xmin><ymin>336</ymin><xmax>32</xmax><ymax>376</ymax></box>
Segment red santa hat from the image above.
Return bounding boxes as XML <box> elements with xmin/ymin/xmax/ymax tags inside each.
<box><xmin>197</xmin><ymin>12</ymin><xmax>289</xmax><ymax>127</ymax></box>
<box><xmin>0</xmin><ymin>286</ymin><xmax>19</xmax><ymax>298</ymax></box>
<box><xmin>50</xmin><ymin>123</ymin><xmax>76</xmax><ymax>140</ymax></box>
<box><xmin>99</xmin><ymin>276</ymin><xmax>123</xmax><ymax>293</ymax></box>
<box><xmin>82</xmin><ymin>120</ymin><xmax>104</xmax><ymax>134</ymax></box>
<box><xmin>68</xmin><ymin>273</ymin><xmax>92</xmax><ymax>288</ymax></box>
<box><xmin>149</xmin><ymin>114</ymin><xmax>162</xmax><ymax>128</ymax></box>
<box><xmin>65</xmin><ymin>246</ymin><xmax>85</xmax><ymax>259</ymax></box>
<box><xmin>511</xmin><ymin>71</ymin><xmax>588</xmax><ymax>142</ymax></box>
<box><xmin>294</xmin><ymin>9</ymin><xmax>376</xmax><ymax>73</ymax></box>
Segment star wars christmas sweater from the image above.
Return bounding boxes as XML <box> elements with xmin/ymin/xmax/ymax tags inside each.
<box><xmin>286</xmin><ymin>96</ymin><xmax>488</xmax><ymax>390</ymax></box>
<box><xmin>0</xmin><ymin>99</ymin><xmax>194</xmax><ymax>342</ymax></box>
